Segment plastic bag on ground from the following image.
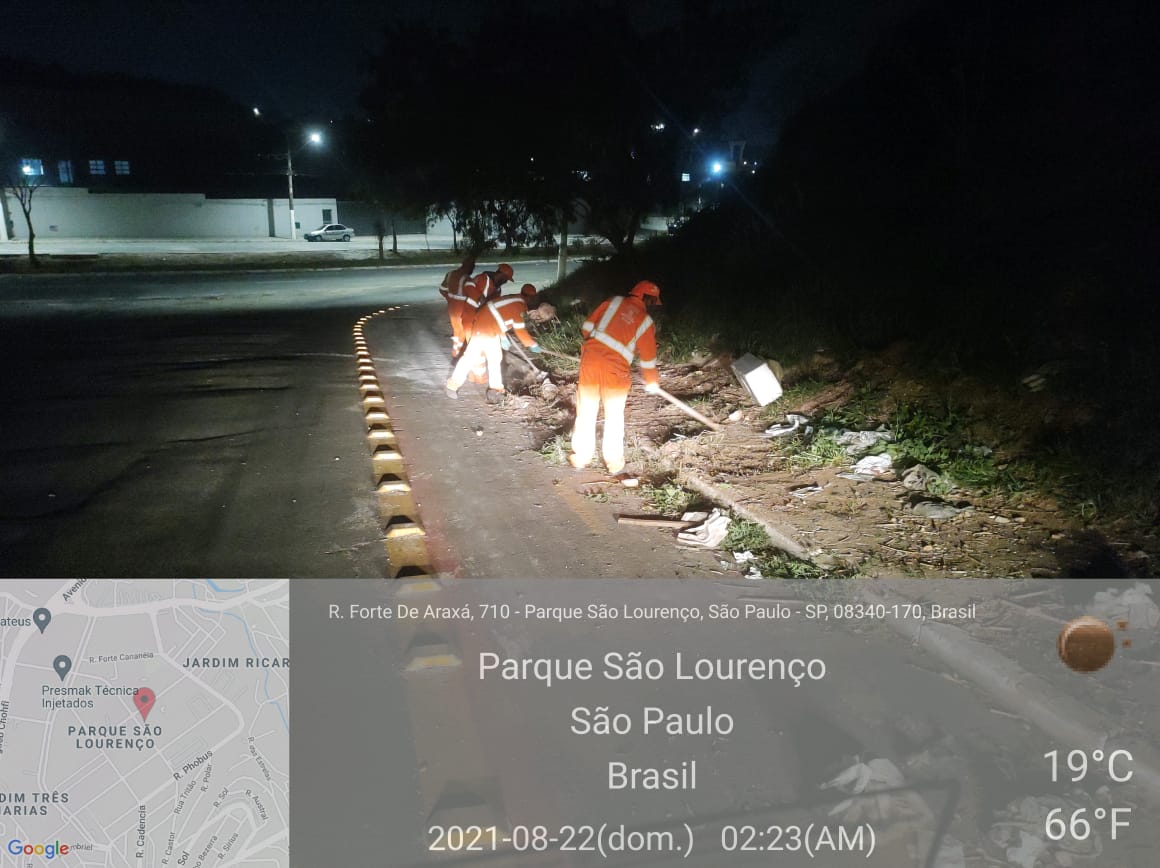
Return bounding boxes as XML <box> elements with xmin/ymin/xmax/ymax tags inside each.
<box><xmin>901</xmin><ymin>463</ymin><xmax>941</xmax><ymax>491</ymax></box>
<box><xmin>853</xmin><ymin>454</ymin><xmax>893</xmax><ymax>475</ymax></box>
<box><xmin>762</xmin><ymin>413</ymin><xmax>811</xmax><ymax>438</ymax></box>
<box><xmin>835</xmin><ymin>428</ymin><xmax>893</xmax><ymax>455</ymax></box>
<box><xmin>677</xmin><ymin>508</ymin><xmax>731</xmax><ymax>548</ymax></box>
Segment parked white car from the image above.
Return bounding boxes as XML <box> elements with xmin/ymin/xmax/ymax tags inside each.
<box><xmin>304</xmin><ymin>224</ymin><xmax>354</xmax><ymax>242</ymax></box>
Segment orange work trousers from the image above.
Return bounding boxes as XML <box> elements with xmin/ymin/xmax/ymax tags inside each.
<box><xmin>448</xmin><ymin>333</ymin><xmax>504</xmax><ymax>391</ymax></box>
<box><xmin>571</xmin><ymin>343</ymin><xmax>631</xmax><ymax>472</ymax></box>
<box><xmin>447</xmin><ymin>298</ymin><xmax>467</xmax><ymax>355</ymax></box>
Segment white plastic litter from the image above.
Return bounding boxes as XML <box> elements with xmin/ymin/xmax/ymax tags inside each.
<box><xmin>733</xmin><ymin>550</ymin><xmax>757</xmax><ymax>563</ymax></box>
<box><xmin>823</xmin><ymin>758</ymin><xmax>923</xmax><ymax>824</ymax></box>
<box><xmin>822</xmin><ymin>758</ymin><xmax>905</xmax><ymax>796</ymax></box>
<box><xmin>836</xmin><ymin>428</ymin><xmax>894</xmax><ymax>455</ymax></box>
<box><xmin>762</xmin><ymin>413</ymin><xmax>811</xmax><ymax>438</ymax></box>
<box><xmin>1091</xmin><ymin>582</ymin><xmax>1160</xmax><ymax>647</ymax></box>
<box><xmin>731</xmin><ymin>353</ymin><xmax>783</xmax><ymax>405</ymax></box>
<box><xmin>853</xmin><ymin>454</ymin><xmax>893</xmax><ymax>475</ymax></box>
<box><xmin>677</xmin><ymin>508</ymin><xmax>731</xmax><ymax>548</ymax></box>
<box><xmin>790</xmin><ymin>483</ymin><xmax>824</xmax><ymax>498</ymax></box>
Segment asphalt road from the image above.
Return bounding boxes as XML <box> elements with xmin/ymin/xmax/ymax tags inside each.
<box><xmin>0</xmin><ymin>261</ymin><xmax>718</xmax><ymax>578</ymax></box>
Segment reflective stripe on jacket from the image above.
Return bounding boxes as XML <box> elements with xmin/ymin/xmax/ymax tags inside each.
<box><xmin>442</xmin><ymin>266</ymin><xmax>471</xmax><ymax>301</ymax></box>
<box><xmin>464</xmin><ymin>273</ymin><xmax>502</xmax><ymax>309</ymax></box>
<box><xmin>581</xmin><ymin>295</ymin><xmax>658</xmax><ymax>385</ymax></box>
<box><xmin>478</xmin><ymin>296</ymin><xmax>536</xmax><ymax>347</ymax></box>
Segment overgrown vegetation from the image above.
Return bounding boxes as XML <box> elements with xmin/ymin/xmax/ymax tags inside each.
<box><xmin>533</xmin><ymin>310</ymin><xmax>585</xmax><ymax>371</ymax></box>
<box><xmin>641</xmin><ymin>480</ymin><xmax>699</xmax><ymax>514</ymax></box>
<box><xmin>721</xmin><ymin>518</ymin><xmax>827</xmax><ymax>579</ymax></box>
<box><xmin>538</xmin><ymin>433</ymin><xmax>570</xmax><ymax>466</ymax></box>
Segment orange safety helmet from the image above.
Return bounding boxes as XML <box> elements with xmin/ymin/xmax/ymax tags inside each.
<box><xmin>496</xmin><ymin>263</ymin><xmax>515</xmax><ymax>283</ymax></box>
<box><xmin>519</xmin><ymin>283</ymin><xmax>538</xmax><ymax>301</ymax></box>
<box><xmin>629</xmin><ymin>280</ymin><xmax>662</xmax><ymax>305</ymax></box>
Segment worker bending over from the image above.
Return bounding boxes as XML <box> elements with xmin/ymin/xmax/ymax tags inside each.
<box><xmin>569</xmin><ymin>280</ymin><xmax>662</xmax><ymax>475</ymax></box>
<box><xmin>460</xmin><ymin>263</ymin><xmax>515</xmax><ymax>383</ymax></box>
<box><xmin>445</xmin><ymin>283</ymin><xmax>542</xmax><ymax>403</ymax></box>
<box><xmin>439</xmin><ymin>254</ymin><xmax>475</xmax><ymax>358</ymax></box>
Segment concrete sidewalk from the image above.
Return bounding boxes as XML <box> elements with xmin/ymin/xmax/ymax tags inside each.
<box><xmin>0</xmin><ymin>234</ymin><xmax>457</xmax><ymax>256</ymax></box>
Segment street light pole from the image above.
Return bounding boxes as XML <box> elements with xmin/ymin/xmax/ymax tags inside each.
<box><xmin>286</xmin><ymin>146</ymin><xmax>297</xmax><ymax>240</ymax></box>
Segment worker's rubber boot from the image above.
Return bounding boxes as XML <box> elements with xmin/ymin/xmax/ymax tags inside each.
<box><xmin>606</xmin><ymin>461</ymin><xmax>626</xmax><ymax>475</ymax></box>
<box><xmin>568</xmin><ymin>454</ymin><xmax>589</xmax><ymax>470</ymax></box>
<box><xmin>485</xmin><ymin>388</ymin><xmax>505</xmax><ymax>405</ymax></box>
<box><xmin>444</xmin><ymin>381</ymin><xmax>459</xmax><ymax>400</ymax></box>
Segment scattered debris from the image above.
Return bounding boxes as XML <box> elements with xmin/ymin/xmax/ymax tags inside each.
<box><xmin>901</xmin><ymin>463</ymin><xmax>943</xmax><ymax>491</ymax></box>
<box><xmin>911</xmin><ymin>500</ymin><xmax>972</xmax><ymax>519</ymax></box>
<box><xmin>727</xmin><ymin>409</ymin><xmax>743</xmax><ymax>422</ymax></box>
<box><xmin>990</xmin><ymin>794</ymin><xmax>1103</xmax><ymax>867</ymax></box>
<box><xmin>853</xmin><ymin>454</ymin><xmax>893</xmax><ymax>475</ymax></box>
<box><xmin>822</xmin><ymin>757</ymin><xmax>933</xmax><ymax>825</ymax></box>
<box><xmin>616</xmin><ymin>514</ymin><xmax>696</xmax><ymax>528</ymax></box>
<box><xmin>762</xmin><ymin>413</ymin><xmax>812</xmax><ymax>438</ymax></box>
<box><xmin>835</xmin><ymin>428</ymin><xmax>894</xmax><ymax>455</ymax></box>
<box><xmin>1090</xmin><ymin>582</ymin><xmax>1160</xmax><ymax>647</ymax></box>
<box><xmin>790</xmin><ymin>482</ymin><xmax>824</xmax><ymax>498</ymax></box>
<box><xmin>677</xmin><ymin>508</ymin><xmax>731</xmax><ymax>548</ymax></box>
<box><xmin>731</xmin><ymin>353</ymin><xmax>783</xmax><ymax>405</ymax></box>
<box><xmin>527</xmin><ymin>302</ymin><xmax>557</xmax><ymax>324</ymax></box>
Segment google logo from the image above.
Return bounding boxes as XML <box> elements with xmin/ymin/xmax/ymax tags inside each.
<box><xmin>6</xmin><ymin>839</ymin><xmax>70</xmax><ymax>859</ymax></box>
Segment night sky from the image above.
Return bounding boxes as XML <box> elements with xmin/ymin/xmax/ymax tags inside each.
<box><xmin>12</xmin><ymin>0</ymin><xmax>919</xmax><ymax>152</ymax></box>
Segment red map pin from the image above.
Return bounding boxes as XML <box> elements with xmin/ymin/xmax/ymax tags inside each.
<box><xmin>135</xmin><ymin>688</ymin><xmax>156</xmax><ymax>722</ymax></box>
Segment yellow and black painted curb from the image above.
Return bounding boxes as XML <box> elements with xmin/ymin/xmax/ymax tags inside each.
<box><xmin>354</xmin><ymin>307</ymin><xmax>436</xmax><ymax>579</ymax></box>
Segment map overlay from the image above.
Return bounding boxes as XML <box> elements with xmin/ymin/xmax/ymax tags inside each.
<box><xmin>0</xmin><ymin>580</ymin><xmax>288</xmax><ymax>868</ymax></box>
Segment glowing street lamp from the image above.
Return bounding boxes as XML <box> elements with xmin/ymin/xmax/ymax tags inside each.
<box><xmin>286</xmin><ymin>130</ymin><xmax>323</xmax><ymax>240</ymax></box>
<box><xmin>711</xmin><ymin>161</ymin><xmax>724</xmax><ymax>175</ymax></box>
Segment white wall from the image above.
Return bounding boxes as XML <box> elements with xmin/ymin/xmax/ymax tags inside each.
<box><xmin>1</xmin><ymin>188</ymin><xmax>338</xmax><ymax>239</ymax></box>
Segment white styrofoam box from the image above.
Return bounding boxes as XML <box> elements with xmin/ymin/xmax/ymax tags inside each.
<box><xmin>731</xmin><ymin>353</ymin><xmax>783</xmax><ymax>406</ymax></box>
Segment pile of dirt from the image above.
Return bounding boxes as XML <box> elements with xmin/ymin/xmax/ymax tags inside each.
<box><xmin>497</xmin><ymin>350</ymin><xmax>1158</xmax><ymax>578</ymax></box>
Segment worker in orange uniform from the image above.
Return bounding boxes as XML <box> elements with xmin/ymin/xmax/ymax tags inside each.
<box><xmin>439</xmin><ymin>254</ymin><xmax>475</xmax><ymax>358</ymax></box>
<box><xmin>459</xmin><ymin>263</ymin><xmax>515</xmax><ymax>384</ymax></box>
<box><xmin>569</xmin><ymin>280</ymin><xmax>662</xmax><ymax>475</ymax></box>
<box><xmin>445</xmin><ymin>283</ymin><xmax>541</xmax><ymax>403</ymax></box>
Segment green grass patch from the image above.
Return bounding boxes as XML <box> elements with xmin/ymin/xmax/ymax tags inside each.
<box><xmin>533</xmin><ymin>310</ymin><xmax>585</xmax><ymax>369</ymax></box>
<box><xmin>641</xmin><ymin>480</ymin><xmax>698</xmax><ymax>514</ymax></box>
<box><xmin>761</xmin><ymin>378</ymin><xmax>831</xmax><ymax>421</ymax></box>
<box><xmin>721</xmin><ymin>518</ymin><xmax>828</xmax><ymax>578</ymax></box>
<box><xmin>538</xmin><ymin>433</ymin><xmax>570</xmax><ymax>466</ymax></box>
<box><xmin>780</xmin><ymin>430</ymin><xmax>846</xmax><ymax>470</ymax></box>
<box><xmin>657</xmin><ymin>315</ymin><xmax>713</xmax><ymax>363</ymax></box>
<box><xmin>882</xmin><ymin>400</ymin><xmax>1014</xmax><ymax>494</ymax></box>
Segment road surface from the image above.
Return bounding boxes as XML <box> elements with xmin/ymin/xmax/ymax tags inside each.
<box><xmin>0</xmin><ymin>263</ymin><xmax>716</xmax><ymax>578</ymax></box>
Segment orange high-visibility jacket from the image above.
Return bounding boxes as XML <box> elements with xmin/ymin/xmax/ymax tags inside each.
<box><xmin>441</xmin><ymin>263</ymin><xmax>472</xmax><ymax>301</ymax></box>
<box><xmin>580</xmin><ymin>295</ymin><xmax>659</xmax><ymax>387</ymax></box>
<box><xmin>475</xmin><ymin>295</ymin><xmax>537</xmax><ymax>347</ymax></box>
<box><xmin>461</xmin><ymin>272</ymin><xmax>504</xmax><ymax>337</ymax></box>
<box><xmin>463</xmin><ymin>273</ymin><xmax>502</xmax><ymax>310</ymax></box>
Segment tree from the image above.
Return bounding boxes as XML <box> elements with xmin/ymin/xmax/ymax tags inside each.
<box><xmin>357</xmin><ymin>3</ymin><xmax>787</xmax><ymax>262</ymax></box>
<box><xmin>4</xmin><ymin>173</ymin><xmax>43</xmax><ymax>266</ymax></box>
